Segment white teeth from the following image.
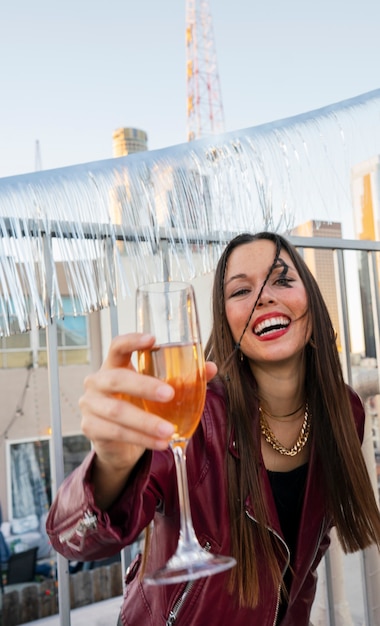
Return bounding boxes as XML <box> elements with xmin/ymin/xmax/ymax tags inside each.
<box><xmin>254</xmin><ymin>316</ymin><xmax>290</xmax><ymax>335</ymax></box>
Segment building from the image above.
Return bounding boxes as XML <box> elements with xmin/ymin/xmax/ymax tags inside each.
<box><xmin>351</xmin><ymin>155</ymin><xmax>380</xmax><ymax>359</ymax></box>
<box><xmin>0</xmin><ymin>264</ymin><xmax>103</xmax><ymax>556</ymax></box>
<box><xmin>351</xmin><ymin>155</ymin><xmax>380</xmax><ymax>471</ymax></box>
<box><xmin>291</xmin><ymin>220</ymin><xmax>342</xmax><ymax>352</ymax></box>
<box><xmin>110</xmin><ymin>127</ymin><xmax>150</xmax><ymax>239</ymax></box>
<box><xmin>112</xmin><ymin>127</ymin><xmax>148</xmax><ymax>157</ymax></box>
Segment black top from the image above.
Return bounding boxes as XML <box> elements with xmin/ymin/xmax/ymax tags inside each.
<box><xmin>267</xmin><ymin>463</ymin><xmax>308</xmax><ymax>622</ymax></box>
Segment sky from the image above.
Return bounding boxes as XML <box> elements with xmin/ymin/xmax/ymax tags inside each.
<box><xmin>1</xmin><ymin>0</ymin><xmax>380</xmax><ymax>179</ymax></box>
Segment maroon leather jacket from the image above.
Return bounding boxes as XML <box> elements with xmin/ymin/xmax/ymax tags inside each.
<box><xmin>46</xmin><ymin>381</ymin><xmax>365</xmax><ymax>626</ymax></box>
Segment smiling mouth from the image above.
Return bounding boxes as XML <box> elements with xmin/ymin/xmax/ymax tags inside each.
<box><xmin>253</xmin><ymin>316</ymin><xmax>290</xmax><ymax>336</ymax></box>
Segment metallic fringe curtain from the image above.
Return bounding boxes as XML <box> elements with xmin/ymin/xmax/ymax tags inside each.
<box><xmin>1</xmin><ymin>88</ymin><xmax>380</xmax><ymax>335</ymax></box>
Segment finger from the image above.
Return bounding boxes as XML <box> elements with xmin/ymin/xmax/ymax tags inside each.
<box><xmin>102</xmin><ymin>333</ymin><xmax>156</xmax><ymax>369</ymax></box>
<box><xmin>80</xmin><ymin>392</ymin><xmax>175</xmax><ymax>449</ymax></box>
<box><xmin>205</xmin><ymin>361</ymin><xmax>218</xmax><ymax>381</ymax></box>
<box><xmin>84</xmin><ymin>413</ymin><xmax>173</xmax><ymax>451</ymax></box>
<box><xmin>83</xmin><ymin>367</ymin><xmax>174</xmax><ymax>404</ymax></box>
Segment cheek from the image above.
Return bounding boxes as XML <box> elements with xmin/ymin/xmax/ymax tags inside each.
<box><xmin>287</xmin><ymin>289</ymin><xmax>308</xmax><ymax>317</ymax></box>
<box><xmin>225</xmin><ymin>305</ymin><xmax>244</xmax><ymax>340</ymax></box>
<box><xmin>225</xmin><ymin>303</ymin><xmax>254</xmax><ymax>342</ymax></box>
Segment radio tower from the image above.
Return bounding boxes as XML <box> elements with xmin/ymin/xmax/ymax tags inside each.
<box><xmin>186</xmin><ymin>0</ymin><xmax>225</xmax><ymax>141</ymax></box>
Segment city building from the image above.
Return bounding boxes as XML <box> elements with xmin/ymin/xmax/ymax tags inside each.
<box><xmin>110</xmin><ymin>127</ymin><xmax>150</xmax><ymax>240</ymax></box>
<box><xmin>351</xmin><ymin>154</ymin><xmax>380</xmax><ymax>484</ymax></box>
<box><xmin>0</xmin><ymin>264</ymin><xmax>103</xmax><ymax>557</ymax></box>
<box><xmin>112</xmin><ymin>127</ymin><xmax>148</xmax><ymax>157</ymax></box>
<box><xmin>351</xmin><ymin>155</ymin><xmax>380</xmax><ymax>359</ymax></box>
<box><xmin>291</xmin><ymin>220</ymin><xmax>342</xmax><ymax>352</ymax></box>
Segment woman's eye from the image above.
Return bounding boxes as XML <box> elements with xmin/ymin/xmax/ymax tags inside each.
<box><xmin>230</xmin><ymin>288</ymin><xmax>251</xmax><ymax>297</ymax></box>
<box><xmin>275</xmin><ymin>277</ymin><xmax>293</xmax><ymax>287</ymax></box>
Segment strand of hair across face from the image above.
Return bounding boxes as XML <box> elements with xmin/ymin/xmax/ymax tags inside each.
<box><xmin>234</xmin><ymin>237</ymin><xmax>282</xmax><ymax>353</ymax></box>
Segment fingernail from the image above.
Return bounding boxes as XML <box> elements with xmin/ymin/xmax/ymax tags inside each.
<box><xmin>157</xmin><ymin>421</ymin><xmax>175</xmax><ymax>437</ymax></box>
<box><xmin>140</xmin><ymin>333</ymin><xmax>154</xmax><ymax>343</ymax></box>
<box><xmin>156</xmin><ymin>385</ymin><xmax>174</xmax><ymax>400</ymax></box>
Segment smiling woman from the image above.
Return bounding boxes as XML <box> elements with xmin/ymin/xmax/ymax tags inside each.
<box><xmin>46</xmin><ymin>231</ymin><xmax>380</xmax><ymax>626</ymax></box>
<box><xmin>223</xmin><ymin>236</ymin><xmax>311</xmax><ymax>370</ymax></box>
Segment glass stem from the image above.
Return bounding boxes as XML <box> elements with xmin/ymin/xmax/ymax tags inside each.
<box><xmin>172</xmin><ymin>442</ymin><xmax>200</xmax><ymax>550</ymax></box>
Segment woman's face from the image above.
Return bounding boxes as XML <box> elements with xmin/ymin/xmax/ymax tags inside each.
<box><xmin>224</xmin><ymin>239</ymin><xmax>311</xmax><ymax>367</ymax></box>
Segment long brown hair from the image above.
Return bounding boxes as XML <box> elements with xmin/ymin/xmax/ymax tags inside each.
<box><xmin>205</xmin><ymin>231</ymin><xmax>380</xmax><ymax>608</ymax></box>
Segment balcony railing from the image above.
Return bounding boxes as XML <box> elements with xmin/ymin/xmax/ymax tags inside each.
<box><xmin>1</xmin><ymin>224</ymin><xmax>380</xmax><ymax>626</ymax></box>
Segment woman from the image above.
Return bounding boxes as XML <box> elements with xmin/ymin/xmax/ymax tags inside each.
<box><xmin>46</xmin><ymin>232</ymin><xmax>380</xmax><ymax>625</ymax></box>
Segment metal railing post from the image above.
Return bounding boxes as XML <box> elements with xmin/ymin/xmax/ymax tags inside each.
<box><xmin>105</xmin><ymin>238</ymin><xmax>132</xmax><ymax>590</ymax></box>
<box><xmin>360</xmin><ymin>250</ymin><xmax>380</xmax><ymax>626</ymax></box>
<box><xmin>44</xmin><ymin>235</ymin><xmax>71</xmax><ymax>626</ymax></box>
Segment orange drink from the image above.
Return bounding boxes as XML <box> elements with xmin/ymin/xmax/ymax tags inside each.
<box><xmin>138</xmin><ymin>342</ymin><xmax>206</xmax><ymax>439</ymax></box>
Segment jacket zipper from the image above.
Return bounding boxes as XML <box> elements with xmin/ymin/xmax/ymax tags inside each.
<box><xmin>272</xmin><ymin>518</ymin><xmax>326</xmax><ymax>625</ymax></box>
<box><xmin>245</xmin><ymin>510</ymin><xmax>290</xmax><ymax>626</ymax></box>
<box><xmin>166</xmin><ymin>542</ymin><xmax>211</xmax><ymax>626</ymax></box>
<box><xmin>58</xmin><ymin>509</ymin><xmax>97</xmax><ymax>551</ymax></box>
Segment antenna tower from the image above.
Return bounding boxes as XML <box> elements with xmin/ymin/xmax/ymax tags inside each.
<box><xmin>186</xmin><ymin>0</ymin><xmax>225</xmax><ymax>141</ymax></box>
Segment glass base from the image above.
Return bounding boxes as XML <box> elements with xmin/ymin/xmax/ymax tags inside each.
<box><xmin>144</xmin><ymin>550</ymin><xmax>236</xmax><ymax>585</ymax></box>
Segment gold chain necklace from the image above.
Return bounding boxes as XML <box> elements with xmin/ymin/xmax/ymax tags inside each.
<box><xmin>259</xmin><ymin>404</ymin><xmax>311</xmax><ymax>456</ymax></box>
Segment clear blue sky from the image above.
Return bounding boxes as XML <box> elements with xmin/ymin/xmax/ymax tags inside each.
<box><xmin>0</xmin><ymin>0</ymin><xmax>379</xmax><ymax>178</ymax></box>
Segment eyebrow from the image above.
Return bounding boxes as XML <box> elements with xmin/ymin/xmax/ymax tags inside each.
<box><xmin>225</xmin><ymin>262</ymin><xmax>296</xmax><ymax>285</ymax></box>
<box><xmin>224</xmin><ymin>272</ymin><xmax>248</xmax><ymax>286</ymax></box>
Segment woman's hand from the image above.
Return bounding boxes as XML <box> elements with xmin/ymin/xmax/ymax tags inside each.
<box><xmin>79</xmin><ymin>333</ymin><xmax>217</xmax><ymax>508</ymax></box>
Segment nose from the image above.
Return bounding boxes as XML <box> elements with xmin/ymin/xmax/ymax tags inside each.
<box><xmin>256</xmin><ymin>283</ymin><xmax>275</xmax><ymax>306</ymax></box>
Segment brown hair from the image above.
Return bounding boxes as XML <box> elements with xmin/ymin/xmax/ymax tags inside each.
<box><xmin>205</xmin><ymin>231</ymin><xmax>380</xmax><ymax>608</ymax></box>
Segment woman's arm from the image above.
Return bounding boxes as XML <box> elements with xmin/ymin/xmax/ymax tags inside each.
<box><xmin>46</xmin><ymin>332</ymin><xmax>218</xmax><ymax>558</ymax></box>
<box><xmin>79</xmin><ymin>332</ymin><xmax>176</xmax><ymax>509</ymax></box>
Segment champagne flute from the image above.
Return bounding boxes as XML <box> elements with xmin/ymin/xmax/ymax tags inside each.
<box><xmin>136</xmin><ymin>281</ymin><xmax>236</xmax><ymax>585</ymax></box>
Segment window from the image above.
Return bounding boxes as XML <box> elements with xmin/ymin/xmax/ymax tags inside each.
<box><xmin>0</xmin><ymin>332</ymin><xmax>32</xmax><ymax>368</ymax></box>
<box><xmin>0</xmin><ymin>296</ymin><xmax>89</xmax><ymax>368</ymax></box>
<box><xmin>6</xmin><ymin>435</ymin><xmax>91</xmax><ymax>521</ymax></box>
